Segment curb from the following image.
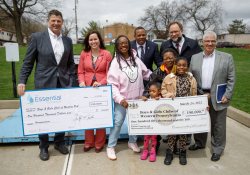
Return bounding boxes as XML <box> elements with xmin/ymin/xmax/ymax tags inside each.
<box><xmin>227</xmin><ymin>106</ymin><xmax>250</xmax><ymax>127</ymax></box>
<box><xmin>0</xmin><ymin>100</ymin><xmax>19</xmax><ymax>109</ymax></box>
<box><xmin>0</xmin><ymin>100</ymin><xmax>249</xmax><ymax>127</ymax></box>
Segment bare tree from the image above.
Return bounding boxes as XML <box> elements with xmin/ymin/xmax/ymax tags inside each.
<box><xmin>22</xmin><ymin>17</ymin><xmax>46</xmax><ymax>42</ymax></box>
<box><xmin>182</xmin><ymin>0</ymin><xmax>223</xmax><ymax>35</ymax></box>
<box><xmin>139</xmin><ymin>1</ymin><xmax>185</xmax><ymax>39</ymax></box>
<box><xmin>0</xmin><ymin>0</ymin><xmax>59</xmax><ymax>45</ymax></box>
<box><xmin>62</xmin><ymin>19</ymin><xmax>74</xmax><ymax>37</ymax></box>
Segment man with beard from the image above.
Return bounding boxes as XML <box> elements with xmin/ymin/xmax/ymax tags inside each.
<box><xmin>160</xmin><ymin>21</ymin><xmax>202</xmax><ymax>154</ymax></box>
<box><xmin>160</xmin><ymin>21</ymin><xmax>202</xmax><ymax>66</ymax></box>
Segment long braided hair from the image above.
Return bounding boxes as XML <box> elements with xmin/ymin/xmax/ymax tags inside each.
<box><xmin>113</xmin><ymin>35</ymin><xmax>137</xmax><ymax>70</ymax></box>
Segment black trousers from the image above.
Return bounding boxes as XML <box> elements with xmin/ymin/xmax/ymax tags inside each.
<box><xmin>39</xmin><ymin>132</ymin><xmax>65</xmax><ymax>149</ymax></box>
<box><xmin>39</xmin><ymin>78</ymin><xmax>65</xmax><ymax>149</ymax></box>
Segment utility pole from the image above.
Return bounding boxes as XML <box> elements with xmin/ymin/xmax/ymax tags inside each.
<box><xmin>74</xmin><ymin>0</ymin><xmax>78</xmax><ymax>41</ymax></box>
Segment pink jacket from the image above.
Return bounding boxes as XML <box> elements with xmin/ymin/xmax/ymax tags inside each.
<box><xmin>107</xmin><ymin>55</ymin><xmax>152</xmax><ymax>104</ymax></box>
<box><xmin>78</xmin><ymin>49</ymin><xmax>112</xmax><ymax>86</ymax></box>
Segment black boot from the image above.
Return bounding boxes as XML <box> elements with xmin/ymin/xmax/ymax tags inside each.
<box><xmin>179</xmin><ymin>150</ymin><xmax>187</xmax><ymax>165</ymax></box>
<box><xmin>164</xmin><ymin>149</ymin><xmax>173</xmax><ymax>165</ymax></box>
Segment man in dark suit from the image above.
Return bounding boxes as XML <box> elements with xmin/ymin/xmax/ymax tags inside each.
<box><xmin>131</xmin><ymin>26</ymin><xmax>162</xmax><ymax>152</ymax></box>
<box><xmin>160</xmin><ymin>21</ymin><xmax>202</xmax><ymax>154</ymax></box>
<box><xmin>131</xmin><ymin>26</ymin><xmax>161</xmax><ymax>71</ymax></box>
<box><xmin>160</xmin><ymin>21</ymin><xmax>202</xmax><ymax>66</ymax></box>
<box><xmin>189</xmin><ymin>31</ymin><xmax>235</xmax><ymax>162</ymax></box>
<box><xmin>17</xmin><ymin>10</ymin><xmax>75</xmax><ymax>161</ymax></box>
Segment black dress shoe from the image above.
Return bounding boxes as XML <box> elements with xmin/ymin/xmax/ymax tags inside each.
<box><xmin>188</xmin><ymin>144</ymin><xmax>204</xmax><ymax>151</ymax></box>
<box><xmin>39</xmin><ymin>148</ymin><xmax>49</xmax><ymax>161</ymax></box>
<box><xmin>211</xmin><ymin>153</ymin><xmax>220</xmax><ymax>161</ymax></box>
<box><xmin>54</xmin><ymin>144</ymin><xmax>69</xmax><ymax>154</ymax></box>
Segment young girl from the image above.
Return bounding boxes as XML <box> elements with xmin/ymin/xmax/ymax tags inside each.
<box><xmin>161</xmin><ymin>57</ymin><xmax>197</xmax><ymax>165</ymax></box>
<box><xmin>141</xmin><ymin>80</ymin><xmax>162</xmax><ymax>162</ymax></box>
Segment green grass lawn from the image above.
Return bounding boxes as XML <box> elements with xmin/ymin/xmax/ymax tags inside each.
<box><xmin>0</xmin><ymin>46</ymin><xmax>249</xmax><ymax>113</ymax></box>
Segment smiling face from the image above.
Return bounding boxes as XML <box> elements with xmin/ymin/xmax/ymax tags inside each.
<box><xmin>203</xmin><ymin>34</ymin><xmax>217</xmax><ymax>55</ymax></box>
<box><xmin>117</xmin><ymin>36</ymin><xmax>129</xmax><ymax>58</ymax></box>
<box><xmin>48</xmin><ymin>15</ymin><xmax>63</xmax><ymax>36</ymax></box>
<box><xmin>134</xmin><ymin>28</ymin><xmax>146</xmax><ymax>45</ymax></box>
<box><xmin>169</xmin><ymin>23</ymin><xmax>182</xmax><ymax>43</ymax></box>
<box><xmin>162</xmin><ymin>51</ymin><xmax>175</xmax><ymax>69</ymax></box>
<box><xmin>176</xmin><ymin>59</ymin><xmax>188</xmax><ymax>75</ymax></box>
<box><xmin>88</xmin><ymin>33</ymin><xmax>100</xmax><ymax>50</ymax></box>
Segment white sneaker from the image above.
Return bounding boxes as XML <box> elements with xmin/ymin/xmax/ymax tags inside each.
<box><xmin>128</xmin><ymin>142</ymin><xmax>141</xmax><ymax>153</ymax></box>
<box><xmin>106</xmin><ymin>147</ymin><xmax>117</xmax><ymax>160</ymax></box>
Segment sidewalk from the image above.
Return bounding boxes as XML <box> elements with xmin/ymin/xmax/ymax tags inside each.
<box><xmin>0</xmin><ymin>117</ymin><xmax>250</xmax><ymax>175</ymax></box>
<box><xmin>0</xmin><ymin>100</ymin><xmax>250</xmax><ymax>175</ymax></box>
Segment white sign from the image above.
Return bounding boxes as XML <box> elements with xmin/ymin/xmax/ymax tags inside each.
<box><xmin>4</xmin><ymin>42</ymin><xmax>19</xmax><ymax>62</ymax></box>
<box><xmin>20</xmin><ymin>86</ymin><xmax>114</xmax><ymax>135</ymax></box>
<box><xmin>127</xmin><ymin>95</ymin><xmax>210</xmax><ymax>135</ymax></box>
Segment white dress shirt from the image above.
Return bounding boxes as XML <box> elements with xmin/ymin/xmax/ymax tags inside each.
<box><xmin>48</xmin><ymin>28</ymin><xmax>64</xmax><ymax>65</ymax></box>
<box><xmin>172</xmin><ymin>36</ymin><xmax>185</xmax><ymax>53</ymax></box>
<box><xmin>202</xmin><ymin>51</ymin><xmax>215</xmax><ymax>89</ymax></box>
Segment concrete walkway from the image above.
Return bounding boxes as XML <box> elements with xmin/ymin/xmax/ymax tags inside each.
<box><xmin>0</xmin><ymin>117</ymin><xmax>250</xmax><ymax>175</ymax></box>
<box><xmin>1</xmin><ymin>100</ymin><xmax>250</xmax><ymax>175</ymax></box>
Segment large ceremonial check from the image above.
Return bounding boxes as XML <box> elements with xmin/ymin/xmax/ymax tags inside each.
<box><xmin>20</xmin><ymin>85</ymin><xmax>114</xmax><ymax>136</ymax></box>
<box><xmin>127</xmin><ymin>95</ymin><xmax>210</xmax><ymax>135</ymax></box>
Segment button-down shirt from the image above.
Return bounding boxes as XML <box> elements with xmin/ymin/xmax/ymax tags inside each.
<box><xmin>202</xmin><ymin>51</ymin><xmax>215</xmax><ymax>89</ymax></box>
<box><xmin>48</xmin><ymin>28</ymin><xmax>64</xmax><ymax>65</ymax></box>
<box><xmin>172</xmin><ymin>36</ymin><xmax>185</xmax><ymax>53</ymax></box>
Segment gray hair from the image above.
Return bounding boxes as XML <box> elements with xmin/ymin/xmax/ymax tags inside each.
<box><xmin>203</xmin><ymin>31</ymin><xmax>217</xmax><ymax>40</ymax></box>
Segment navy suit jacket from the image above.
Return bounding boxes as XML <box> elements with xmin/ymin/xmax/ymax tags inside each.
<box><xmin>131</xmin><ymin>40</ymin><xmax>161</xmax><ymax>71</ymax></box>
<box><xmin>160</xmin><ymin>35</ymin><xmax>202</xmax><ymax>65</ymax></box>
<box><xmin>19</xmin><ymin>30</ymin><xmax>75</xmax><ymax>89</ymax></box>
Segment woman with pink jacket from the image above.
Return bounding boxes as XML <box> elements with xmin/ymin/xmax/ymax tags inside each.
<box><xmin>106</xmin><ymin>35</ymin><xmax>152</xmax><ymax>160</ymax></box>
<box><xmin>78</xmin><ymin>31</ymin><xmax>112</xmax><ymax>153</ymax></box>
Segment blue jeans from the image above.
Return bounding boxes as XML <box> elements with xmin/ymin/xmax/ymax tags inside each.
<box><xmin>108</xmin><ymin>103</ymin><xmax>137</xmax><ymax>148</ymax></box>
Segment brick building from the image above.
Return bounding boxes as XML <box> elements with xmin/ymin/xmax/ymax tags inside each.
<box><xmin>103</xmin><ymin>23</ymin><xmax>136</xmax><ymax>45</ymax></box>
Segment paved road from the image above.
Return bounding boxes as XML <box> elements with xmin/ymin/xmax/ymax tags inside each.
<box><xmin>0</xmin><ymin>117</ymin><xmax>250</xmax><ymax>175</ymax></box>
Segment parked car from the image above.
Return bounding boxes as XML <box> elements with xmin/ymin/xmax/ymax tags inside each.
<box><xmin>77</xmin><ymin>37</ymin><xmax>84</xmax><ymax>44</ymax></box>
<box><xmin>152</xmin><ymin>39</ymin><xmax>166</xmax><ymax>46</ymax></box>
<box><xmin>216</xmin><ymin>42</ymin><xmax>236</xmax><ymax>48</ymax></box>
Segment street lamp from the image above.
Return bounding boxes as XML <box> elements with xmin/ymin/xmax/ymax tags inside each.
<box><xmin>74</xmin><ymin>0</ymin><xmax>78</xmax><ymax>41</ymax></box>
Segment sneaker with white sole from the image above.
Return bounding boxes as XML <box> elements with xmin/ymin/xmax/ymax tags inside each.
<box><xmin>106</xmin><ymin>147</ymin><xmax>117</xmax><ymax>160</ymax></box>
<box><xmin>128</xmin><ymin>142</ymin><xmax>141</xmax><ymax>153</ymax></box>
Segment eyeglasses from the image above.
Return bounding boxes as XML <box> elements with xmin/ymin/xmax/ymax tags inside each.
<box><xmin>203</xmin><ymin>40</ymin><xmax>216</xmax><ymax>44</ymax></box>
<box><xmin>118</xmin><ymin>42</ymin><xmax>129</xmax><ymax>46</ymax></box>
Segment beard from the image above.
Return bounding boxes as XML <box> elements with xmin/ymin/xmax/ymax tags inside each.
<box><xmin>172</xmin><ymin>36</ymin><xmax>182</xmax><ymax>43</ymax></box>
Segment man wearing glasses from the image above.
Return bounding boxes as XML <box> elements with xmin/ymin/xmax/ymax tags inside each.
<box><xmin>189</xmin><ymin>31</ymin><xmax>235</xmax><ymax>162</ymax></box>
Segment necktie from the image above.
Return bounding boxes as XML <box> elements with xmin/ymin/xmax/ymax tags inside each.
<box><xmin>140</xmin><ymin>45</ymin><xmax>145</xmax><ymax>60</ymax></box>
<box><xmin>176</xmin><ymin>43</ymin><xmax>180</xmax><ymax>54</ymax></box>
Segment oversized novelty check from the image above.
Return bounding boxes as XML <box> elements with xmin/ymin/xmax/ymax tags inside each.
<box><xmin>20</xmin><ymin>86</ymin><xmax>114</xmax><ymax>135</ymax></box>
<box><xmin>127</xmin><ymin>95</ymin><xmax>210</xmax><ymax>135</ymax></box>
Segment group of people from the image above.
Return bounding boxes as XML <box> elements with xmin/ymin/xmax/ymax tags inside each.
<box><xmin>17</xmin><ymin>9</ymin><xmax>235</xmax><ymax>166</ymax></box>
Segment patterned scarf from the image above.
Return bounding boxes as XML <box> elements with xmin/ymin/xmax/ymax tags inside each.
<box><xmin>159</xmin><ymin>64</ymin><xmax>177</xmax><ymax>74</ymax></box>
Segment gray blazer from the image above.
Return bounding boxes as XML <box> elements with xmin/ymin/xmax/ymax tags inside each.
<box><xmin>19</xmin><ymin>30</ymin><xmax>75</xmax><ymax>89</ymax></box>
<box><xmin>189</xmin><ymin>50</ymin><xmax>235</xmax><ymax>111</ymax></box>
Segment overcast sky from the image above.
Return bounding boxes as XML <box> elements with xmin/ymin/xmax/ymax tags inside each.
<box><xmin>60</xmin><ymin>0</ymin><xmax>250</xmax><ymax>39</ymax></box>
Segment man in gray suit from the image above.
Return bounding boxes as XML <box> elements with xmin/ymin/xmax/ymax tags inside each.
<box><xmin>18</xmin><ymin>10</ymin><xmax>75</xmax><ymax>161</ymax></box>
<box><xmin>189</xmin><ymin>31</ymin><xmax>235</xmax><ymax>161</ymax></box>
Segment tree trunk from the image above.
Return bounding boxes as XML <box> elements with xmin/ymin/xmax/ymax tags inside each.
<box><xmin>13</xmin><ymin>16</ymin><xmax>24</xmax><ymax>45</ymax></box>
